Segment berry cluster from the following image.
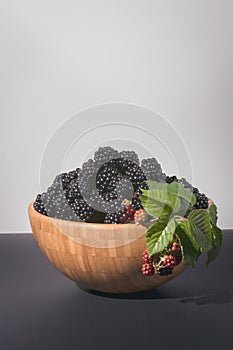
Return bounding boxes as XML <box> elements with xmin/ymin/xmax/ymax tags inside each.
<box><xmin>141</xmin><ymin>241</ymin><xmax>183</xmax><ymax>277</ymax></box>
<box><xmin>34</xmin><ymin>146</ymin><xmax>210</xmax><ymax>223</ymax></box>
<box><xmin>34</xmin><ymin>146</ymin><xmax>165</xmax><ymax>223</ymax></box>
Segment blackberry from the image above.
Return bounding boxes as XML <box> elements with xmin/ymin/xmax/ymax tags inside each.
<box><xmin>157</xmin><ymin>267</ymin><xmax>173</xmax><ymax>276</ymax></box>
<box><xmin>40</xmin><ymin>179</ymin><xmax>66</xmax><ymax>218</ymax></box>
<box><xmin>79</xmin><ymin>159</ymin><xmax>98</xmax><ymax>197</ymax></box>
<box><xmin>81</xmin><ymin>159</ymin><xmax>95</xmax><ymax>172</ymax></box>
<box><xmin>131</xmin><ymin>194</ymin><xmax>143</xmax><ymax>210</ymax></box>
<box><xmin>33</xmin><ymin>194</ymin><xmax>47</xmax><ymax>215</ymax></box>
<box><xmin>173</xmin><ymin>253</ymin><xmax>182</xmax><ymax>266</ymax></box>
<box><xmin>194</xmin><ymin>192</ymin><xmax>208</xmax><ymax>209</ymax></box>
<box><xmin>141</xmin><ymin>157</ymin><xmax>166</xmax><ymax>182</ymax></box>
<box><xmin>94</xmin><ymin>146</ymin><xmax>118</xmax><ymax>167</ymax></box>
<box><xmin>67</xmin><ymin>168</ymin><xmax>80</xmax><ymax>181</ymax></box>
<box><xmin>131</xmin><ymin>182</ymin><xmax>149</xmax><ymax>210</ymax></box>
<box><xmin>141</xmin><ymin>263</ymin><xmax>154</xmax><ymax>276</ymax></box>
<box><xmin>42</xmin><ymin>189</ymin><xmax>75</xmax><ymax>221</ymax></box>
<box><xmin>135</xmin><ymin>181</ymin><xmax>149</xmax><ymax>195</ymax></box>
<box><xmin>65</xmin><ymin>178</ymin><xmax>83</xmax><ymax>203</ymax></box>
<box><xmin>104</xmin><ymin>211</ymin><xmax>121</xmax><ymax>224</ymax></box>
<box><xmin>52</xmin><ymin>173</ymin><xmax>71</xmax><ymax>190</ymax></box>
<box><xmin>70</xmin><ymin>199</ymin><xmax>94</xmax><ymax>222</ymax></box>
<box><xmin>166</xmin><ymin>175</ymin><xmax>178</xmax><ymax>184</ymax></box>
<box><xmin>96</xmin><ymin>161</ymin><xmax>122</xmax><ymax>196</ymax></box>
<box><xmin>178</xmin><ymin>177</ymin><xmax>200</xmax><ymax>196</ymax></box>
<box><xmin>102</xmin><ymin>190</ymin><xmax>118</xmax><ymax>202</ymax></box>
<box><xmin>178</xmin><ymin>177</ymin><xmax>193</xmax><ymax>191</ymax></box>
<box><xmin>119</xmin><ymin>150</ymin><xmax>139</xmax><ymax>165</ymax></box>
<box><xmin>192</xmin><ymin>187</ymin><xmax>199</xmax><ymax>194</ymax></box>
<box><xmin>115</xmin><ymin>178</ymin><xmax>134</xmax><ymax>202</ymax></box>
<box><xmin>87</xmin><ymin>189</ymin><xmax>107</xmax><ymax>211</ymax></box>
<box><xmin>96</xmin><ymin>178</ymin><xmax>133</xmax><ymax>216</ymax></box>
<box><xmin>121</xmin><ymin>159</ymin><xmax>146</xmax><ymax>188</ymax></box>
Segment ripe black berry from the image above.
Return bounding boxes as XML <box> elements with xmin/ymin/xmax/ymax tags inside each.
<box><xmin>166</xmin><ymin>175</ymin><xmax>178</xmax><ymax>184</ymax></box>
<box><xmin>119</xmin><ymin>150</ymin><xmax>140</xmax><ymax>165</ymax></box>
<box><xmin>33</xmin><ymin>194</ymin><xmax>47</xmax><ymax>216</ymax></box>
<box><xmin>121</xmin><ymin>159</ymin><xmax>146</xmax><ymax>188</ymax></box>
<box><xmin>141</xmin><ymin>157</ymin><xmax>166</xmax><ymax>182</ymax></box>
<box><xmin>173</xmin><ymin>253</ymin><xmax>182</xmax><ymax>266</ymax></box>
<box><xmin>157</xmin><ymin>267</ymin><xmax>173</xmax><ymax>276</ymax></box>
<box><xmin>96</xmin><ymin>162</ymin><xmax>122</xmax><ymax>195</ymax></box>
<box><xmin>70</xmin><ymin>199</ymin><xmax>95</xmax><ymax>222</ymax></box>
<box><xmin>104</xmin><ymin>211</ymin><xmax>122</xmax><ymax>224</ymax></box>
<box><xmin>194</xmin><ymin>192</ymin><xmax>208</xmax><ymax>209</ymax></box>
<box><xmin>94</xmin><ymin>146</ymin><xmax>119</xmax><ymax>166</ymax></box>
<box><xmin>178</xmin><ymin>177</ymin><xmax>193</xmax><ymax>191</ymax></box>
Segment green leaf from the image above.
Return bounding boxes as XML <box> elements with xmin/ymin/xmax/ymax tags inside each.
<box><xmin>141</xmin><ymin>180</ymin><xmax>196</xmax><ymax>216</ymax></box>
<box><xmin>141</xmin><ymin>180</ymin><xmax>223</xmax><ymax>268</ymax></box>
<box><xmin>188</xmin><ymin>209</ymin><xmax>213</xmax><ymax>253</ymax></box>
<box><xmin>140</xmin><ymin>188</ymin><xmax>177</xmax><ymax>207</ymax></box>
<box><xmin>144</xmin><ymin>180</ymin><xmax>168</xmax><ymax>191</ymax></box>
<box><xmin>146</xmin><ymin>205</ymin><xmax>174</xmax><ymax>256</ymax></box>
<box><xmin>175</xmin><ymin>219</ymin><xmax>199</xmax><ymax>251</ymax></box>
<box><xmin>206</xmin><ymin>225</ymin><xmax>223</xmax><ymax>266</ymax></box>
<box><xmin>140</xmin><ymin>195</ymin><xmax>164</xmax><ymax>218</ymax></box>
<box><xmin>140</xmin><ymin>181</ymin><xmax>180</xmax><ymax>216</ymax></box>
<box><xmin>174</xmin><ymin>197</ymin><xmax>192</xmax><ymax>217</ymax></box>
<box><xmin>175</xmin><ymin>223</ymin><xmax>201</xmax><ymax>268</ymax></box>
<box><xmin>209</xmin><ymin>204</ymin><xmax>218</xmax><ymax>226</ymax></box>
<box><xmin>168</xmin><ymin>181</ymin><xmax>196</xmax><ymax>206</ymax></box>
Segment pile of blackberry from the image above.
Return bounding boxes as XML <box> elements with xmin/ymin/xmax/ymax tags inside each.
<box><xmin>33</xmin><ymin>146</ymin><xmax>209</xmax><ymax>223</ymax></box>
<box><xmin>141</xmin><ymin>241</ymin><xmax>183</xmax><ymax>277</ymax></box>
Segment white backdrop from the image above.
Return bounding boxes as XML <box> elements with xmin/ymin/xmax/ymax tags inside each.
<box><xmin>0</xmin><ymin>0</ymin><xmax>232</xmax><ymax>232</ymax></box>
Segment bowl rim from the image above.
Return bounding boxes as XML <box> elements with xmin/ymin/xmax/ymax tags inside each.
<box><xmin>29</xmin><ymin>197</ymin><xmax>214</xmax><ymax>229</ymax></box>
<box><xmin>29</xmin><ymin>202</ymin><xmax>145</xmax><ymax>229</ymax></box>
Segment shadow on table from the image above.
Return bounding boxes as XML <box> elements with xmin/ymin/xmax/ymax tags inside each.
<box><xmin>86</xmin><ymin>287</ymin><xmax>233</xmax><ymax>305</ymax></box>
<box><xmin>85</xmin><ymin>242</ymin><xmax>233</xmax><ymax>305</ymax></box>
<box><xmin>83</xmin><ymin>258</ymin><xmax>233</xmax><ymax>305</ymax></box>
<box><xmin>86</xmin><ymin>288</ymin><xmax>233</xmax><ymax>305</ymax></box>
<box><xmin>179</xmin><ymin>290</ymin><xmax>233</xmax><ymax>305</ymax></box>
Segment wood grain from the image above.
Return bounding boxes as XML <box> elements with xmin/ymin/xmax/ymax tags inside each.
<box><xmin>28</xmin><ymin>202</ymin><xmax>186</xmax><ymax>293</ymax></box>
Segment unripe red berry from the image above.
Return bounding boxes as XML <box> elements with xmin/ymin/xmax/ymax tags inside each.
<box><xmin>142</xmin><ymin>249</ymin><xmax>154</xmax><ymax>264</ymax></box>
<box><xmin>163</xmin><ymin>255</ymin><xmax>176</xmax><ymax>268</ymax></box>
<box><xmin>134</xmin><ymin>209</ymin><xmax>147</xmax><ymax>224</ymax></box>
<box><xmin>141</xmin><ymin>263</ymin><xmax>154</xmax><ymax>276</ymax></box>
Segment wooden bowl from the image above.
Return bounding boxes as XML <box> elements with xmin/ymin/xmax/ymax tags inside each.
<box><xmin>28</xmin><ymin>202</ymin><xmax>186</xmax><ymax>293</ymax></box>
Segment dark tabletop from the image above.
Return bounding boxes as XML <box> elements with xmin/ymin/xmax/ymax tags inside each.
<box><xmin>0</xmin><ymin>230</ymin><xmax>233</xmax><ymax>350</ymax></box>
